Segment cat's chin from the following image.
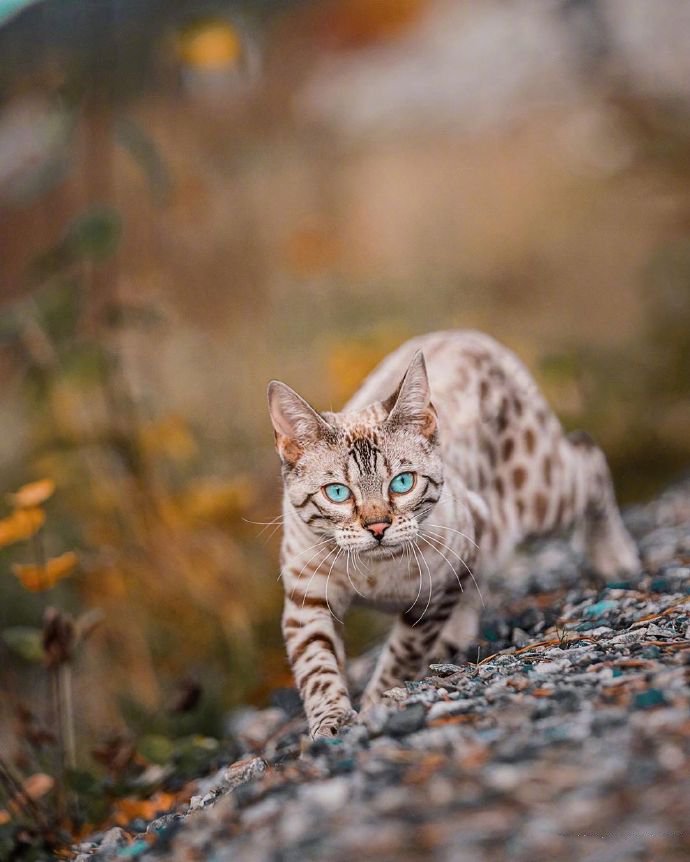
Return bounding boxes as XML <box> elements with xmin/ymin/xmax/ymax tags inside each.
<box><xmin>357</xmin><ymin>542</ymin><xmax>407</xmax><ymax>559</ymax></box>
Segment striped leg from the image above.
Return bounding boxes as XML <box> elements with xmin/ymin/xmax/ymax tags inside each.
<box><xmin>360</xmin><ymin>582</ymin><xmax>462</xmax><ymax>709</ymax></box>
<box><xmin>282</xmin><ymin>597</ymin><xmax>354</xmax><ymax>738</ymax></box>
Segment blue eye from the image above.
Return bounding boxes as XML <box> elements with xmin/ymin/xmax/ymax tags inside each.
<box><xmin>390</xmin><ymin>472</ymin><xmax>415</xmax><ymax>494</ymax></box>
<box><xmin>324</xmin><ymin>483</ymin><xmax>352</xmax><ymax>503</ymax></box>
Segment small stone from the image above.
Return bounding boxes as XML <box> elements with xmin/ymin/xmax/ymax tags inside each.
<box><xmin>145</xmin><ymin>813</ymin><xmax>184</xmax><ymax>834</ymax></box>
<box><xmin>428</xmin><ymin>662</ymin><xmax>463</xmax><ymax>677</ymax></box>
<box><xmin>534</xmin><ymin>661</ymin><xmax>561</xmax><ymax>674</ymax></box>
<box><xmin>646</xmin><ymin>623</ymin><xmax>676</xmax><ymax>639</ymax></box>
<box><xmin>216</xmin><ymin>755</ymin><xmax>267</xmax><ymax>793</ymax></box>
<box><xmin>99</xmin><ymin>828</ymin><xmax>128</xmax><ymax>851</ymax></box>
<box><xmin>434</xmin><ymin>700</ymin><xmax>477</xmax><ymax>723</ymax></box>
<box><xmin>116</xmin><ymin>840</ymin><xmax>149</xmax><ymax>858</ymax></box>
<box><xmin>584</xmin><ymin>599</ymin><xmax>618</xmax><ymax>619</ymax></box>
<box><xmin>511</xmin><ymin>627</ymin><xmax>531</xmax><ymax>646</ymax></box>
<box><xmin>381</xmin><ymin>686</ymin><xmax>408</xmax><ymax>703</ymax></box>
<box><xmin>359</xmin><ymin>703</ymin><xmax>389</xmax><ymax>736</ymax></box>
<box><xmin>382</xmin><ymin>702</ymin><xmax>427</xmax><ymax>737</ymax></box>
<box><xmin>299</xmin><ymin>776</ymin><xmax>350</xmax><ymax>811</ymax></box>
<box><xmin>632</xmin><ymin>688</ymin><xmax>667</xmax><ymax>710</ymax></box>
<box><xmin>605</xmin><ymin>580</ymin><xmax>633</xmax><ymax>590</ymax></box>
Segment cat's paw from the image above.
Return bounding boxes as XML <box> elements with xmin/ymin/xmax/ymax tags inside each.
<box><xmin>310</xmin><ymin>708</ymin><xmax>357</xmax><ymax>739</ymax></box>
<box><xmin>590</xmin><ymin>531</ymin><xmax>642</xmax><ymax>581</ymax></box>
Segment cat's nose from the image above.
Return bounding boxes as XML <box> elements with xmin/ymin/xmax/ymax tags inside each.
<box><xmin>365</xmin><ymin>520</ymin><xmax>391</xmax><ymax>541</ymax></box>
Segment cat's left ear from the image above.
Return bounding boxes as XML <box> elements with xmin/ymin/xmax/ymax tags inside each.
<box><xmin>385</xmin><ymin>350</ymin><xmax>437</xmax><ymax>439</ymax></box>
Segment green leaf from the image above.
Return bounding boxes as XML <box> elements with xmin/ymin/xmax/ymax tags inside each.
<box><xmin>65</xmin><ymin>768</ymin><xmax>101</xmax><ymax>795</ymax></box>
<box><xmin>137</xmin><ymin>734</ymin><xmax>174</xmax><ymax>765</ymax></box>
<box><xmin>173</xmin><ymin>735</ymin><xmax>220</xmax><ymax>775</ymax></box>
<box><xmin>34</xmin><ymin>280</ymin><xmax>82</xmax><ymax>344</ymax></box>
<box><xmin>2</xmin><ymin>626</ymin><xmax>44</xmax><ymax>662</ymax></box>
<box><xmin>60</xmin><ymin>342</ymin><xmax>108</xmax><ymax>384</ymax></box>
<box><xmin>65</xmin><ymin>206</ymin><xmax>122</xmax><ymax>261</ymax></box>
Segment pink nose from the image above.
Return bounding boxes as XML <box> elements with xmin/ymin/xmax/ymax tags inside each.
<box><xmin>366</xmin><ymin>521</ymin><xmax>390</xmax><ymax>540</ymax></box>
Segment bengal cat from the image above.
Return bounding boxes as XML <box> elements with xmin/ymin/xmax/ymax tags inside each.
<box><xmin>267</xmin><ymin>331</ymin><xmax>640</xmax><ymax>738</ymax></box>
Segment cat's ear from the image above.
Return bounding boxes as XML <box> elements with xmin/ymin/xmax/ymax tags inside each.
<box><xmin>267</xmin><ymin>381</ymin><xmax>332</xmax><ymax>464</ymax></box>
<box><xmin>384</xmin><ymin>350</ymin><xmax>437</xmax><ymax>438</ymax></box>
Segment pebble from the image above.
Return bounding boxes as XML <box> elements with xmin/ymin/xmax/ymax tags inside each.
<box><xmin>98</xmin><ymin>828</ymin><xmax>128</xmax><ymax>851</ymax></box>
<box><xmin>381</xmin><ymin>702</ymin><xmax>427</xmax><ymax>737</ymax></box>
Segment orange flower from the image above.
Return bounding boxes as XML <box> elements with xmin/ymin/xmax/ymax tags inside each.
<box><xmin>0</xmin><ymin>507</ymin><xmax>45</xmax><ymax>548</ymax></box>
<box><xmin>8</xmin><ymin>478</ymin><xmax>55</xmax><ymax>508</ymax></box>
<box><xmin>13</xmin><ymin>551</ymin><xmax>78</xmax><ymax>592</ymax></box>
<box><xmin>177</xmin><ymin>20</ymin><xmax>242</xmax><ymax>70</ymax></box>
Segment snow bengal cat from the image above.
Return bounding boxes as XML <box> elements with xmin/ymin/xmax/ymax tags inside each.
<box><xmin>267</xmin><ymin>330</ymin><xmax>640</xmax><ymax>738</ymax></box>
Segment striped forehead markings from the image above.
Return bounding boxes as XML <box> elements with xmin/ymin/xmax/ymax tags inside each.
<box><xmin>349</xmin><ymin>437</ymin><xmax>379</xmax><ymax>475</ymax></box>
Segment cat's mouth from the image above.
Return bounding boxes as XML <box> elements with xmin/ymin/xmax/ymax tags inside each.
<box><xmin>357</xmin><ymin>540</ymin><xmax>408</xmax><ymax>558</ymax></box>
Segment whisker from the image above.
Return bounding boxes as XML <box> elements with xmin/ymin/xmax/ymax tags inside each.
<box><xmin>406</xmin><ymin>541</ymin><xmax>424</xmax><ymax>614</ymax></box>
<box><xmin>291</xmin><ymin>544</ymin><xmax>334</xmax><ymax>602</ymax></box>
<box><xmin>277</xmin><ymin>538</ymin><xmax>333</xmax><ymax>582</ymax></box>
<box><xmin>242</xmin><ymin>515</ymin><xmax>284</xmax><ymax>537</ymax></box>
<box><xmin>325</xmin><ymin>549</ymin><xmax>344</xmax><ymax>624</ymax></box>
<box><xmin>426</xmin><ymin>523</ymin><xmax>480</xmax><ymax>550</ymax></box>
<box><xmin>299</xmin><ymin>546</ymin><xmax>338</xmax><ymax>609</ymax></box>
<box><xmin>410</xmin><ymin>540</ymin><xmax>434</xmax><ymax>626</ymax></box>
<box><xmin>264</xmin><ymin>522</ymin><xmax>284</xmax><ymax>542</ymax></box>
<box><xmin>242</xmin><ymin>516</ymin><xmax>284</xmax><ymax>526</ymax></box>
<box><xmin>345</xmin><ymin>550</ymin><xmax>366</xmax><ymax>598</ymax></box>
<box><xmin>418</xmin><ymin>532</ymin><xmax>464</xmax><ymax>594</ymax></box>
<box><xmin>352</xmin><ymin>550</ymin><xmax>365</xmax><ymax>578</ymax></box>
<box><xmin>421</xmin><ymin>530</ymin><xmax>485</xmax><ymax>608</ymax></box>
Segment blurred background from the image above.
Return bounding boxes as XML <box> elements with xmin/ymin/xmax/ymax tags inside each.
<box><xmin>0</xmin><ymin>0</ymin><xmax>689</xmax><ymax>787</ymax></box>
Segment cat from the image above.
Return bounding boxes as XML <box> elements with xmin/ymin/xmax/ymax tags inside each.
<box><xmin>267</xmin><ymin>330</ymin><xmax>640</xmax><ymax>738</ymax></box>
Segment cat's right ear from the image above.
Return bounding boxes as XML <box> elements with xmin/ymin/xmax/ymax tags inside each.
<box><xmin>267</xmin><ymin>381</ymin><xmax>331</xmax><ymax>465</ymax></box>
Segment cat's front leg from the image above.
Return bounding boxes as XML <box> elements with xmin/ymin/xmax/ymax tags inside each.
<box><xmin>282</xmin><ymin>597</ymin><xmax>354</xmax><ymax>738</ymax></box>
<box><xmin>360</xmin><ymin>583</ymin><xmax>462</xmax><ymax>710</ymax></box>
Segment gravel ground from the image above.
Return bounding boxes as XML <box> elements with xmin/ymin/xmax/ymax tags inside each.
<box><xmin>74</xmin><ymin>480</ymin><xmax>690</xmax><ymax>862</ymax></box>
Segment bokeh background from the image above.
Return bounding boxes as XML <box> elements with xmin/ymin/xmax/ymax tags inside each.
<box><xmin>1</xmin><ymin>0</ymin><xmax>689</xmax><ymax>765</ymax></box>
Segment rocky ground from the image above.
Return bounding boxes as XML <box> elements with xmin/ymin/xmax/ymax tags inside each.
<box><xmin>73</xmin><ymin>480</ymin><xmax>690</xmax><ymax>862</ymax></box>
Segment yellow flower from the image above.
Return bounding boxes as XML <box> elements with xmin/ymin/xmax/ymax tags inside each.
<box><xmin>12</xmin><ymin>551</ymin><xmax>78</xmax><ymax>592</ymax></box>
<box><xmin>7</xmin><ymin>478</ymin><xmax>55</xmax><ymax>509</ymax></box>
<box><xmin>177</xmin><ymin>20</ymin><xmax>242</xmax><ymax>70</ymax></box>
<box><xmin>0</xmin><ymin>508</ymin><xmax>45</xmax><ymax>548</ymax></box>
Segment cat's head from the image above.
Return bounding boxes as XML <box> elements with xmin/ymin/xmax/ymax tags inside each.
<box><xmin>267</xmin><ymin>351</ymin><xmax>443</xmax><ymax>555</ymax></box>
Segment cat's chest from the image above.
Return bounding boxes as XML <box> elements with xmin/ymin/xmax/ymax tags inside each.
<box><xmin>347</xmin><ymin>549</ymin><xmax>439</xmax><ymax>612</ymax></box>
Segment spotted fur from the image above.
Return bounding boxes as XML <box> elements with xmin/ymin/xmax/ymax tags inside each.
<box><xmin>268</xmin><ymin>330</ymin><xmax>639</xmax><ymax>737</ymax></box>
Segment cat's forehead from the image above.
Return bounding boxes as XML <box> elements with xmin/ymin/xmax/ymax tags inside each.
<box><xmin>328</xmin><ymin>406</ymin><xmax>426</xmax><ymax>470</ymax></box>
<box><xmin>325</xmin><ymin>402</ymin><xmax>388</xmax><ymax>432</ymax></box>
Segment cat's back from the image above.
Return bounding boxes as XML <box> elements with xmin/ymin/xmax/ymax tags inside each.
<box><xmin>345</xmin><ymin>329</ymin><xmax>541</xmax><ymax>420</ymax></box>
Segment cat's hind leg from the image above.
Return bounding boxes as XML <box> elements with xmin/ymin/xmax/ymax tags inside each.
<box><xmin>560</xmin><ymin>431</ymin><xmax>640</xmax><ymax>579</ymax></box>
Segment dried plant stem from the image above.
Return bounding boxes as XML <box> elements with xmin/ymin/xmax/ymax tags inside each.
<box><xmin>51</xmin><ymin>667</ymin><xmax>67</xmax><ymax>821</ymax></box>
<box><xmin>60</xmin><ymin>664</ymin><xmax>77</xmax><ymax>771</ymax></box>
